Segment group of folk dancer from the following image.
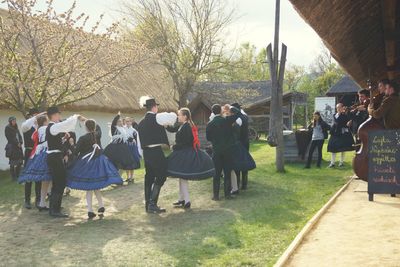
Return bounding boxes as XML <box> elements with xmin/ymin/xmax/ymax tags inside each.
<box><xmin>8</xmin><ymin>96</ymin><xmax>256</xmax><ymax>219</ymax></box>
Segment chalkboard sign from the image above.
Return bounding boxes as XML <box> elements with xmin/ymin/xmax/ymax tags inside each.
<box><xmin>368</xmin><ymin>130</ymin><xmax>400</xmax><ymax>201</ymax></box>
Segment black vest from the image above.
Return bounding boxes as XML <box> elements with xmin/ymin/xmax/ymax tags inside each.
<box><xmin>138</xmin><ymin>113</ymin><xmax>169</xmax><ymax>147</ymax></box>
<box><xmin>46</xmin><ymin>123</ymin><xmax>64</xmax><ymax>151</ymax></box>
<box><xmin>23</xmin><ymin>127</ymin><xmax>35</xmax><ymax>149</ymax></box>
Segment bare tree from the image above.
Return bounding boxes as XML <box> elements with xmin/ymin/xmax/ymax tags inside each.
<box><xmin>122</xmin><ymin>0</ymin><xmax>235</xmax><ymax>107</ymax></box>
<box><xmin>0</xmin><ymin>0</ymin><xmax>149</xmax><ymax>115</ymax></box>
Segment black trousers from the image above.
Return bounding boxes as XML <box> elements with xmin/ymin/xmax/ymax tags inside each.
<box><xmin>212</xmin><ymin>151</ymin><xmax>233</xmax><ymax>198</ymax></box>
<box><xmin>143</xmin><ymin>147</ymin><xmax>167</xmax><ymax>205</ymax></box>
<box><xmin>47</xmin><ymin>153</ymin><xmax>66</xmax><ymax>212</ymax></box>
<box><xmin>24</xmin><ymin>148</ymin><xmax>41</xmax><ymax>203</ymax></box>
<box><xmin>306</xmin><ymin>139</ymin><xmax>324</xmax><ymax>167</ymax></box>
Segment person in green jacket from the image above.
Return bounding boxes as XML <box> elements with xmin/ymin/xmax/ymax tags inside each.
<box><xmin>206</xmin><ymin>104</ymin><xmax>240</xmax><ymax>200</ymax></box>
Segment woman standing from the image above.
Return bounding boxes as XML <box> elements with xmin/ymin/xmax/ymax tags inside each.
<box><xmin>305</xmin><ymin>111</ymin><xmax>330</xmax><ymax>168</ymax></box>
<box><xmin>124</xmin><ymin>117</ymin><xmax>141</xmax><ymax>183</ymax></box>
<box><xmin>19</xmin><ymin>115</ymin><xmax>52</xmax><ymax>211</ymax></box>
<box><xmin>103</xmin><ymin>113</ymin><xmax>138</xmax><ymax>179</ymax></box>
<box><xmin>67</xmin><ymin>120</ymin><xmax>123</xmax><ymax>219</ymax></box>
<box><xmin>327</xmin><ymin>103</ymin><xmax>355</xmax><ymax>168</ymax></box>
<box><xmin>167</xmin><ymin>108</ymin><xmax>215</xmax><ymax>209</ymax></box>
<box><xmin>5</xmin><ymin>116</ymin><xmax>24</xmax><ymax>181</ymax></box>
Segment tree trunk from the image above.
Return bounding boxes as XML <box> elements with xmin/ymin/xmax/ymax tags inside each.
<box><xmin>267</xmin><ymin>0</ymin><xmax>286</xmax><ymax>172</ymax></box>
<box><xmin>178</xmin><ymin>92</ymin><xmax>188</xmax><ymax>109</ymax></box>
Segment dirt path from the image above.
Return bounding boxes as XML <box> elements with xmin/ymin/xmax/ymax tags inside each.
<box><xmin>286</xmin><ymin>179</ymin><xmax>400</xmax><ymax>267</ymax></box>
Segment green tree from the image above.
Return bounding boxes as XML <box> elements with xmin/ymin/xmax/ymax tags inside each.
<box><xmin>203</xmin><ymin>43</ymin><xmax>269</xmax><ymax>82</ymax></box>
<box><xmin>123</xmin><ymin>0</ymin><xmax>235</xmax><ymax>107</ymax></box>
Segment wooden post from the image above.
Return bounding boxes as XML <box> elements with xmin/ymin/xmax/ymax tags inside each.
<box><xmin>267</xmin><ymin>0</ymin><xmax>286</xmax><ymax>172</ymax></box>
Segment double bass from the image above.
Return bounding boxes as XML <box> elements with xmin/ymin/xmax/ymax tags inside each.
<box><xmin>352</xmin><ymin>82</ymin><xmax>384</xmax><ymax>181</ymax></box>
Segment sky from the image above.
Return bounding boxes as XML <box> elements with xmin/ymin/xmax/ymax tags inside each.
<box><xmin>0</xmin><ymin>0</ymin><xmax>324</xmax><ymax>67</ymax></box>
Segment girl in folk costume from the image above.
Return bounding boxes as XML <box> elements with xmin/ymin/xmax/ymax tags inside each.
<box><xmin>5</xmin><ymin>116</ymin><xmax>24</xmax><ymax>181</ymax></box>
<box><xmin>327</xmin><ymin>103</ymin><xmax>355</xmax><ymax>168</ymax></box>
<box><xmin>67</xmin><ymin>120</ymin><xmax>123</xmax><ymax>219</ymax></box>
<box><xmin>20</xmin><ymin>109</ymin><xmax>45</xmax><ymax>209</ymax></box>
<box><xmin>225</xmin><ymin>105</ymin><xmax>256</xmax><ymax>191</ymax></box>
<box><xmin>103</xmin><ymin>112</ymin><xmax>138</xmax><ymax>178</ymax></box>
<box><xmin>167</xmin><ymin>108</ymin><xmax>215</xmax><ymax>209</ymax></box>
<box><xmin>124</xmin><ymin>117</ymin><xmax>141</xmax><ymax>183</ymax></box>
<box><xmin>18</xmin><ymin>115</ymin><xmax>53</xmax><ymax>211</ymax></box>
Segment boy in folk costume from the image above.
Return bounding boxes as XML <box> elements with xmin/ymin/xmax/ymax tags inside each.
<box><xmin>206</xmin><ymin>104</ymin><xmax>242</xmax><ymax>200</ymax></box>
<box><xmin>138</xmin><ymin>96</ymin><xmax>177</xmax><ymax>213</ymax></box>
<box><xmin>46</xmin><ymin>107</ymin><xmax>85</xmax><ymax>218</ymax></box>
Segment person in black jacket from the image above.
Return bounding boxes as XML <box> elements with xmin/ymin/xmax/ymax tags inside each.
<box><xmin>206</xmin><ymin>104</ymin><xmax>241</xmax><ymax>200</ymax></box>
<box><xmin>46</xmin><ymin>107</ymin><xmax>85</xmax><ymax>218</ymax></box>
<box><xmin>166</xmin><ymin>108</ymin><xmax>215</xmax><ymax>209</ymax></box>
<box><xmin>231</xmin><ymin>103</ymin><xmax>251</xmax><ymax>190</ymax></box>
<box><xmin>5</xmin><ymin>116</ymin><xmax>23</xmax><ymax>181</ymax></box>
<box><xmin>138</xmin><ymin>96</ymin><xmax>177</xmax><ymax>213</ymax></box>
<box><xmin>327</xmin><ymin>103</ymin><xmax>355</xmax><ymax>168</ymax></box>
<box><xmin>305</xmin><ymin>111</ymin><xmax>330</xmax><ymax>169</ymax></box>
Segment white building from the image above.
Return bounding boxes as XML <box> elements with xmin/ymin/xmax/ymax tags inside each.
<box><xmin>1</xmin><ymin>66</ymin><xmax>177</xmax><ymax>170</ymax></box>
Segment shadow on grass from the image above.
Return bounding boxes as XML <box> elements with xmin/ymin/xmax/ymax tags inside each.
<box><xmin>141</xmin><ymin>180</ymin><xmax>303</xmax><ymax>266</ymax></box>
<box><xmin>144</xmin><ymin>209</ymin><xmax>240</xmax><ymax>267</ymax></box>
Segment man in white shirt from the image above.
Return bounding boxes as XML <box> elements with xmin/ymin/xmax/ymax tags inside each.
<box><xmin>46</xmin><ymin>106</ymin><xmax>85</xmax><ymax>218</ymax></box>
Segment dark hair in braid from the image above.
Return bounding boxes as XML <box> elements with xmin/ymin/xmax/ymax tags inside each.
<box><xmin>85</xmin><ymin>119</ymin><xmax>97</xmax><ymax>146</ymax></box>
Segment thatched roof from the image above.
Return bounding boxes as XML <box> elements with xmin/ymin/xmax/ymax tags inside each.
<box><xmin>326</xmin><ymin>76</ymin><xmax>362</xmax><ymax>96</ymax></box>
<box><xmin>0</xmin><ymin>8</ymin><xmax>177</xmax><ymax>113</ymax></box>
<box><xmin>289</xmin><ymin>0</ymin><xmax>400</xmax><ymax>86</ymax></box>
<box><xmin>188</xmin><ymin>80</ymin><xmax>272</xmax><ymax>107</ymax></box>
<box><xmin>187</xmin><ymin>80</ymin><xmax>307</xmax><ymax>115</ymax></box>
<box><xmin>66</xmin><ymin>63</ymin><xmax>176</xmax><ymax>113</ymax></box>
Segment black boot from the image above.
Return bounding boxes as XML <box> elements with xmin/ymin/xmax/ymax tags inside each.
<box><xmin>24</xmin><ymin>201</ymin><xmax>32</xmax><ymax>209</ymax></box>
<box><xmin>144</xmin><ymin>183</ymin><xmax>152</xmax><ymax>212</ymax></box>
<box><xmin>241</xmin><ymin>172</ymin><xmax>248</xmax><ymax>190</ymax></box>
<box><xmin>147</xmin><ymin>184</ymin><xmax>166</xmax><ymax>214</ymax></box>
<box><xmin>24</xmin><ymin>182</ymin><xmax>32</xmax><ymax>207</ymax></box>
<box><xmin>212</xmin><ymin>177</ymin><xmax>220</xmax><ymax>201</ymax></box>
<box><xmin>15</xmin><ymin>165</ymin><xmax>21</xmax><ymax>178</ymax></box>
<box><xmin>49</xmin><ymin>193</ymin><xmax>68</xmax><ymax>218</ymax></box>
<box><xmin>10</xmin><ymin>166</ymin><xmax>16</xmax><ymax>181</ymax></box>
<box><xmin>34</xmin><ymin>182</ymin><xmax>41</xmax><ymax>208</ymax></box>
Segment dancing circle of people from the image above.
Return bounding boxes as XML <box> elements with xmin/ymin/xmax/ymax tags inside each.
<box><xmin>9</xmin><ymin>96</ymin><xmax>256</xmax><ymax>219</ymax></box>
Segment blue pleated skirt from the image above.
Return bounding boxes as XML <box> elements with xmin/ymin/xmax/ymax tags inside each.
<box><xmin>231</xmin><ymin>143</ymin><xmax>256</xmax><ymax>172</ymax></box>
<box><xmin>18</xmin><ymin>151</ymin><xmax>52</xmax><ymax>183</ymax></box>
<box><xmin>167</xmin><ymin>147</ymin><xmax>215</xmax><ymax>180</ymax></box>
<box><xmin>67</xmin><ymin>154</ymin><xmax>123</xmax><ymax>191</ymax></box>
<box><xmin>127</xmin><ymin>141</ymin><xmax>141</xmax><ymax>169</ymax></box>
<box><xmin>103</xmin><ymin>143</ymin><xmax>140</xmax><ymax>170</ymax></box>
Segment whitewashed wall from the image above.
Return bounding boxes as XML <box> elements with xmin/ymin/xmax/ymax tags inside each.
<box><xmin>0</xmin><ymin>110</ymin><xmax>175</xmax><ymax>170</ymax></box>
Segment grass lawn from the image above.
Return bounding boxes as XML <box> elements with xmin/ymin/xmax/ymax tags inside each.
<box><xmin>0</xmin><ymin>141</ymin><xmax>352</xmax><ymax>266</ymax></box>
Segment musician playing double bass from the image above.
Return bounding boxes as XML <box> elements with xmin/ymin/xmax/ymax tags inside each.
<box><xmin>368</xmin><ymin>80</ymin><xmax>400</xmax><ymax>130</ymax></box>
